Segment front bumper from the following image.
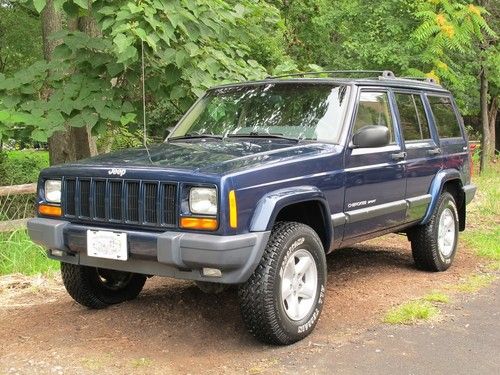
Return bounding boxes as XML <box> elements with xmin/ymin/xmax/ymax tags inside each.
<box><xmin>27</xmin><ymin>218</ymin><xmax>270</xmax><ymax>284</ymax></box>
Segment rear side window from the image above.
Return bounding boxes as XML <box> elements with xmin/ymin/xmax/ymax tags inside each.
<box><xmin>428</xmin><ymin>96</ymin><xmax>462</xmax><ymax>138</ymax></box>
<box><xmin>395</xmin><ymin>93</ymin><xmax>431</xmax><ymax>141</ymax></box>
<box><xmin>353</xmin><ymin>91</ymin><xmax>394</xmax><ymax>143</ymax></box>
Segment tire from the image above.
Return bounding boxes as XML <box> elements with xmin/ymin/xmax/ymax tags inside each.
<box><xmin>61</xmin><ymin>263</ymin><xmax>147</xmax><ymax>309</ymax></box>
<box><xmin>195</xmin><ymin>281</ymin><xmax>229</xmax><ymax>294</ymax></box>
<box><xmin>409</xmin><ymin>192</ymin><xmax>459</xmax><ymax>272</ymax></box>
<box><xmin>238</xmin><ymin>222</ymin><xmax>327</xmax><ymax>345</ymax></box>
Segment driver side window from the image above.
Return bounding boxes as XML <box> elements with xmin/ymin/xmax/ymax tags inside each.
<box><xmin>353</xmin><ymin>92</ymin><xmax>394</xmax><ymax>143</ymax></box>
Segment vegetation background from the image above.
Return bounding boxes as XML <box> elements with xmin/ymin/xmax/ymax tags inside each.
<box><xmin>0</xmin><ymin>0</ymin><xmax>497</xmax><ymax>170</ymax></box>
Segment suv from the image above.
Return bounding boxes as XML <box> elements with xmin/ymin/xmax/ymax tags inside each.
<box><xmin>28</xmin><ymin>70</ymin><xmax>476</xmax><ymax>345</ymax></box>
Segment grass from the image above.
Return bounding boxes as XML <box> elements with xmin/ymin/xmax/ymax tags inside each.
<box><xmin>0</xmin><ymin>229</ymin><xmax>59</xmax><ymax>276</ymax></box>
<box><xmin>384</xmin><ymin>300</ymin><xmax>439</xmax><ymax>325</ymax></box>
<box><xmin>422</xmin><ymin>291</ymin><xmax>450</xmax><ymax>303</ymax></box>
<box><xmin>463</xmin><ymin>227</ymin><xmax>500</xmax><ymax>261</ymax></box>
<box><xmin>452</xmin><ymin>274</ymin><xmax>497</xmax><ymax>293</ymax></box>
<box><xmin>461</xmin><ymin>164</ymin><xmax>500</xmax><ymax>268</ymax></box>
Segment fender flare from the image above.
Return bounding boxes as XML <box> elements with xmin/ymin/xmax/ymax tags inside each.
<box><xmin>421</xmin><ymin>169</ymin><xmax>463</xmax><ymax>224</ymax></box>
<box><xmin>250</xmin><ymin>186</ymin><xmax>333</xmax><ymax>248</ymax></box>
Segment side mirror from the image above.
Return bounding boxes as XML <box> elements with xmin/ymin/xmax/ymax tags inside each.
<box><xmin>351</xmin><ymin>125</ymin><xmax>390</xmax><ymax>148</ymax></box>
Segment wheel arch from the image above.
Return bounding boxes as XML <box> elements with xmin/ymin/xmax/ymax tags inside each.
<box><xmin>422</xmin><ymin>169</ymin><xmax>466</xmax><ymax>230</ymax></box>
<box><xmin>250</xmin><ymin>186</ymin><xmax>332</xmax><ymax>251</ymax></box>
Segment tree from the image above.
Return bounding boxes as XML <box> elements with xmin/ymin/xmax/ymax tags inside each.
<box><xmin>413</xmin><ymin>0</ymin><xmax>497</xmax><ymax>171</ymax></box>
<box><xmin>0</xmin><ymin>1</ymin><xmax>42</xmax><ymax>75</ymax></box>
<box><xmin>0</xmin><ymin>0</ymin><xmax>277</xmax><ymax>163</ymax></box>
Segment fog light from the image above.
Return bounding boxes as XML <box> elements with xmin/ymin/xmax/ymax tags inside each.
<box><xmin>202</xmin><ymin>268</ymin><xmax>222</xmax><ymax>278</ymax></box>
<box><xmin>51</xmin><ymin>249</ymin><xmax>65</xmax><ymax>257</ymax></box>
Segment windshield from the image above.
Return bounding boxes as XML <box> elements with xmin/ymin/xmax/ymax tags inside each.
<box><xmin>169</xmin><ymin>83</ymin><xmax>350</xmax><ymax>143</ymax></box>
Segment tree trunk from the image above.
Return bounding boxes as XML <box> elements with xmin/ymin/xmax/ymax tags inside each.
<box><xmin>41</xmin><ymin>0</ymin><xmax>69</xmax><ymax>166</ymax></box>
<box><xmin>40</xmin><ymin>0</ymin><xmax>62</xmax><ymax>63</ymax></box>
<box><xmin>69</xmin><ymin>1</ymin><xmax>100</xmax><ymax>159</ymax></box>
<box><xmin>488</xmin><ymin>96</ymin><xmax>497</xmax><ymax>157</ymax></box>
<box><xmin>479</xmin><ymin>68</ymin><xmax>491</xmax><ymax>173</ymax></box>
<box><xmin>43</xmin><ymin>0</ymin><xmax>98</xmax><ymax>165</ymax></box>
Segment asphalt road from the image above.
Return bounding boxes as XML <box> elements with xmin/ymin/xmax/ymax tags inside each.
<box><xmin>285</xmin><ymin>279</ymin><xmax>500</xmax><ymax>375</ymax></box>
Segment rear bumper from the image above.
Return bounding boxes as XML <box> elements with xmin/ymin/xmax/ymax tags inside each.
<box><xmin>27</xmin><ymin>218</ymin><xmax>270</xmax><ymax>284</ymax></box>
<box><xmin>463</xmin><ymin>184</ymin><xmax>477</xmax><ymax>205</ymax></box>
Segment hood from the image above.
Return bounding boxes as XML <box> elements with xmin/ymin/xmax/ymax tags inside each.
<box><xmin>66</xmin><ymin>139</ymin><xmax>337</xmax><ymax>175</ymax></box>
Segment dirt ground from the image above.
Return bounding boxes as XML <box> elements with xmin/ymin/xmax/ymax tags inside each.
<box><xmin>0</xmin><ymin>234</ymin><xmax>483</xmax><ymax>374</ymax></box>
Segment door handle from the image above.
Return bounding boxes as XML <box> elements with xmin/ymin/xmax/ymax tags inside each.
<box><xmin>427</xmin><ymin>148</ymin><xmax>441</xmax><ymax>156</ymax></box>
<box><xmin>391</xmin><ymin>151</ymin><xmax>407</xmax><ymax>161</ymax></box>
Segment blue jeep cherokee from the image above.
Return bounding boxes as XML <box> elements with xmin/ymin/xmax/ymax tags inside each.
<box><xmin>28</xmin><ymin>71</ymin><xmax>476</xmax><ymax>345</ymax></box>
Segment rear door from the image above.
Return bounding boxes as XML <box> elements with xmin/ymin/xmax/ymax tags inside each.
<box><xmin>393</xmin><ymin>91</ymin><xmax>442</xmax><ymax>222</ymax></box>
<box><xmin>342</xmin><ymin>89</ymin><xmax>406</xmax><ymax>240</ymax></box>
<box><xmin>426</xmin><ymin>94</ymin><xmax>468</xmax><ymax>174</ymax></box>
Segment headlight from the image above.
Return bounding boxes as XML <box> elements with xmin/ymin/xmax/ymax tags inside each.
<box><xmin>44</xmin><ymin>180</ymin><xmax>61</xmax><ymax>203</ymax></box>
<box><xmin>189</xmin><ymin>187</ymin><xmax>217</xmax><ymax>215</ymax></box>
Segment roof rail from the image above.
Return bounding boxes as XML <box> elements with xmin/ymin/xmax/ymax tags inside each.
<box><xmin>398</xmin><ymin>76</ymin><xmax>438</xmax><ymax>84</ymax></box>
<box><xmin>265</xmin><ymin>70</ymin><xmax>442</xmax><ymax>86</ymax></box>
<box><xmin>267</xmin><ymin>70</ymin><xmax>395</xmax><ymax>79</ymax></box>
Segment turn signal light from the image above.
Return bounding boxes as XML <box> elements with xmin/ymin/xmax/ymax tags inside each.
<box><xmin>38</xmin><ymin>204</ymin><xmax>62</xmax><ymax>217</ymax></box>
<box><xmin>180</xmin><ymin>217</ymin><xmax>218</xmax><ymax>231</ymax></box>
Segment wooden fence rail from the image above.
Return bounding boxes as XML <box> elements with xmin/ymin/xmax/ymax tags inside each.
<box><xmin>0</xmin><ymin>218</ymin><xmax>30</xmax><ymax>233</ymax></box>
<box><xmin>0</xmin><ymin>183</ymin><xmax>37</xmax><ymax>197</ymax></box>
<box><xmin>0</xmin><ymin>183</ymin><xmax>37</xmax><ymax>232</ymax></box>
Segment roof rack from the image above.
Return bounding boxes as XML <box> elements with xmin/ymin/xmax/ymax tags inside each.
<box><xmin>267</xmin><ymin>70</ymin><xmax>395</xmax><ymax>79</ymax></box>
<box><xmin>266</xmin><ymin>70</ymin><xmax>441</xmax><ymax>86</ymax></box>
<box><xmin>398</xmin><ymin>76</ymin><xmax>438</xmax><ymax>84</ymax></box>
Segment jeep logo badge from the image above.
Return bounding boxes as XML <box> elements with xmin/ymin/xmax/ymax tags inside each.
<box><xmin>108</xmin><ymin>168</ymin><xmax>126</xmax><ymax>177</ymax></box>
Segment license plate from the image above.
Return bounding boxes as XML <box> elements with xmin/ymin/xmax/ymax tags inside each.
<box><xmin>87</xmin><ymin>230</ymin><xmax>128</xmax><ymax>261</ymax></box>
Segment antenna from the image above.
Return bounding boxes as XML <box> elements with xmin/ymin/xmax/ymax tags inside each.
<box><xmin>141</xmin><ymin>40</ymin><xmax>152</xmax><ymax>160</ymax></box>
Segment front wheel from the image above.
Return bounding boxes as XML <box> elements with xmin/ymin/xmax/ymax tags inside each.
<box><xmin>409</xmin><ymin>192</ymin><xmax>459</xmax><ymax>272</ymax></box>
<box><xmin>61</xmin><ymin>263</ymin><xmax>147</xmax><ymax>309</ymax></box>
<box><xmin>238</xmin><ymin>222</ymin><xmax>327</xmax><ymax>345</ymax></box>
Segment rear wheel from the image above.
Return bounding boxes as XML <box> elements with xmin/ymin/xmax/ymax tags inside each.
<box><xmin>61</xmin><ymin>263</ymin><xmax>147</xmax><ymax>309</ymax></box>
<box><xmin>409</xmin><ymin>192</ymin><xmax>459</xmax><ymax>271</ymax></box>
<box><xmin>238</xmin><ymin>222</ymin><xmax>327</xmax><ymax>345</ymax></box>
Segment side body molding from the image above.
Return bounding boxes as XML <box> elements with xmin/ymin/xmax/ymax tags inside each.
<box><xmin>421</xmin><ymin>169</ymin><xmax>462</xmax><ymax>224</ymax></box>
<box><xmin>250</xmin><ymin>186</ymin><xmax>332</xmax><ymax>246</ymax></box>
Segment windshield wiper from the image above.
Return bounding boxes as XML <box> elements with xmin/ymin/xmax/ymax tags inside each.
<box><xmin>168</xmin><ymin>133</ymin><xmax>224</xmax><ymax>141</ymax></box>
<box><xmin>226</xmin><ymin>132</ymin><xmax>300</xmax><ymax>142</ymax></box>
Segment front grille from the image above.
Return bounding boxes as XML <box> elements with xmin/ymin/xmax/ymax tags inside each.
<box><xmin>62</xmin><ymin>178</ymin><xmax>177</xmax><ymax>227</ymax></box>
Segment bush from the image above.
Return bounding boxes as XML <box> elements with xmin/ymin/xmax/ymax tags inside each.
<box><xmin>0</xmin><ymin>150</ymin><xmax>48</xmax><ymax>220</ymax></box>
<box><xmin>0</xmin><ymin>150</ymin><xmax>49</xmax><ymax>186</ymax></box>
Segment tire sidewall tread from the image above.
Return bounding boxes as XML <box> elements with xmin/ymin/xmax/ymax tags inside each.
<box><xmin>410</xmin><ymin>192</ymin><xmax>459</xmax><ymax>272</ymax></box>
<box><xmin>238</xmin><ymin>221</ymin><xmax>327</xmax><ymax>345</ymax></box>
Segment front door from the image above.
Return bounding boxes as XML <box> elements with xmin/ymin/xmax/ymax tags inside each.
<box><xmin>342</xmin><ymin>89</ymin><xmax>406</xmax><ymax>240</ymax></box>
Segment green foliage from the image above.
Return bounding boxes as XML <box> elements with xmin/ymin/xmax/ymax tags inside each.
<box><xmin>0</xmin><ymin>229</ymin><xmax>59</xmax><ymax>275</ymax></box>
<box><xmin>0</xmin><ymin>3</ymin><xmax>42</xmax><ymax>75</ymax></box>
<box><xmin>0</xmin><ymin>150</ymin><xmax>49</xmax><ymax>186</ymax></box>
<box><xmin>0</xmin><ymin>0</ymin><xmax>274</xmax><ymax>142</ymax></box>
<box><xmin>409</xmin><ymin>0</ymin><xmax>497</xmax><ymax>115</ymax></box>
<box><xmin>0</xmin><ymin>0</ymin><xmax>497</xmax><ymax>145</ymax></box>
